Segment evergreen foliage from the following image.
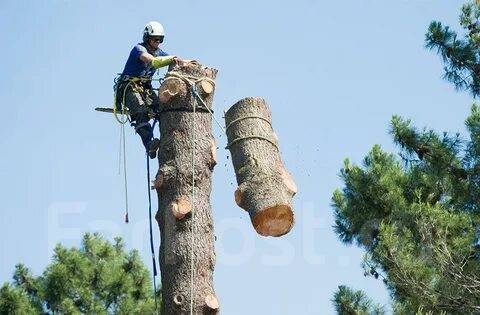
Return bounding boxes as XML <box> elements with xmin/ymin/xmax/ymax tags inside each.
<box><xmin>0</xmin><ymin>233</ymin><xmax>158</xmax><ymax>314</ymax></box>
<box><xmin>332</xmin><ymin>107</ymin><xmax>480</xmax><ymax>314</ymax></box>
<box><xmin>333</xmin><ymin>285</ymin><xmax>385</xmax><ymax>315</ymax></box>
<box><xmin>426</xmin><ymin>1</ymin><xmax>480</xmax><ymax>97</ymax></box>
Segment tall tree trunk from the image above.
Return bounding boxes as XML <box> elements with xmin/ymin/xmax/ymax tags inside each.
<box><xmin>154</xmin><ymin>62</ymin><xmax>219</xmax><ymax>314</ymax></box>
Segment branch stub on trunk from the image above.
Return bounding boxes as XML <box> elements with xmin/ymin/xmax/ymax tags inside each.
<box><xmin>204</xmin><ymin>294</ymin><xmax>220</xmax><ymax>312</ymax></box>
<box><xmin>171</xmin><ymin>196</ymin><xmax>192</xmax><ymax>220</ymax></box>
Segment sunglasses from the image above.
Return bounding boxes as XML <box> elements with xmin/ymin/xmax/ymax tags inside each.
<box><xmin>150</xmin><ymin>36</ymin><xmax>164</xmax><ymax>43</ymax></box>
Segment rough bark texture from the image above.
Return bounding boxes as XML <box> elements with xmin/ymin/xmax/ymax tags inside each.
<box><xmin>225</xmin><ymin>97</ymin><xmax>297</xmax><ymax>237</ymax></box>
<box><xmin>155</xmin><ymin>62</ymin><xmax>219</xmax><ymax>314</ymax></box>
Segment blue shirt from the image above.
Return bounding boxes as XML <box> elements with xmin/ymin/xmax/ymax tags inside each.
<box><xmin>121</xmin><ymin>43</ymin><xmax>168</xmax><ymax>78</ymax></box>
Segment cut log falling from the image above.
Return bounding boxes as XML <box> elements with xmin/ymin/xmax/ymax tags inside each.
<box><xmin>155</xmin><ymin>62</ymin><xmax>219</xmax><ymax>314</ymax></box>
<box><xmin>225</xmin><ymin>97</ymin><xmax>297</xmax><ymax>237</ymax></box>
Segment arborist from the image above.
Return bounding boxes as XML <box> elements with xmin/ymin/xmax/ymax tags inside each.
<box><xmin>116</xmin><ymin>21</ymin><xmax>182</xmax><ymax>158</ymax></box>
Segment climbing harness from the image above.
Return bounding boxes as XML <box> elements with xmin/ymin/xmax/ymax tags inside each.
<box><xmin>110</xmin><ymin>74</ymin><xmax>166</xmax><ymax>224</ymax></box>
<box><xmin>112</xmin><ymin>75</ymin><xmax>153</xmax><ymax>223</ymax></box>
<box><xmin>115</xmin><ymin>75</ymin><xmax>163</xmax><ymax>120</ymax></box>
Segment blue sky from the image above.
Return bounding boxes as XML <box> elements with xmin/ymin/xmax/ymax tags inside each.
<box><xmin>0</xmin><ymin>0</ymin><xmax>473</xmax><ymax>314</ymax></box>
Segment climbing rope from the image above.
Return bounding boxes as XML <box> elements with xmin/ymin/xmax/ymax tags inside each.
<box><xmin>224</xmin><ymin>115</ymin><xmax>272</xmax><ymax>131</ymax></box>
<box><xmin>225</xmin><ymin>135</ymin><xmax>279</xmax><ymax>151</ymax></box>
<box><xmin>112</xmin><ymin>75</ymin><xmax>164</xmax><ymax>223</ymax></box>
<box><xmin>118</xmin><ymin>124</ymin><xmax>123</xmax><ymax>175</ymax></box>
<box><xmin>224</xmin><ymin>114</ymin><xmax>279</xmax><ymax>151</ymax></box>
<box><xmin>121</xmin><ymin>122</ymin><xmax>129</xmax><ymax>223</ymax></box>
<box><xmin>146</xmin><ymin>143</ymin><xmax>158</xmax><ymax>309</ymax></box>
<box><xmin>112</xmin><ymin>78</ymin><xmax>130</xmax><ymax>223</ymax></box>
<box><xmin>189</xmin><ymin>85</ymin><xmax>196</xmax><ymax>315</ymax></box>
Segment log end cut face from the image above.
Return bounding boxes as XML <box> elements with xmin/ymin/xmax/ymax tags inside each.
<box><xmin>251</xmin><ymin>204</ymin><xmax>294</xmax><ymax>237</ymax></box>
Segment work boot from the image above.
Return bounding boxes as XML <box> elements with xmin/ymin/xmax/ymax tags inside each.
<box><xmin>148</xmin><ymin>138</ymin><xmax>160</xmax><ymax>159</ymax></box>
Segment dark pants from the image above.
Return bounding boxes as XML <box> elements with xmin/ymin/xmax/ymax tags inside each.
<box><xmin>116</xmin><ymin>79</ymin><xmax>160</xmax><ymax>150</ymax></box>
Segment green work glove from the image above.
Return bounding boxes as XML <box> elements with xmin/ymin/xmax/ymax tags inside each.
<box><xmin>151</xmin><ymin>56</ymin><xmax>175</xmax><ymax>69</ymax></box>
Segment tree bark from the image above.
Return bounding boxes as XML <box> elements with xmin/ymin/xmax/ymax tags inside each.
<box><xmin>225</xmin><ymin>97</ymin><xmax>296</xmax><ymax>237</ymax></box>
<box><xmin>155</xmin><ymin>62</ymin><xmax>219</xmax><ymax>314</ymax></box>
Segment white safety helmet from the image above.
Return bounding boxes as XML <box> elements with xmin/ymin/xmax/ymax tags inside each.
<box><xmin>143</xmin><ymin>21</ymin><xmax>165</xmax><ymax>42</ymax></box>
